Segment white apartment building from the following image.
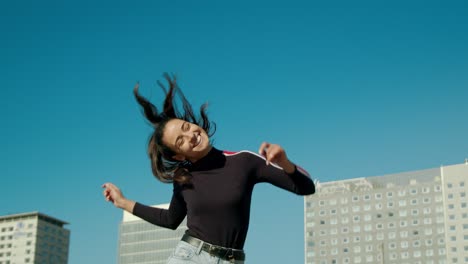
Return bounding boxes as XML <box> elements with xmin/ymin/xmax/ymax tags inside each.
<box><xmin>0</xmin><ymin>212</ymin><xmax>70</xmax><ymax>264</ymax></box>
<box><xmin>118</xmin><ymin>204</ymin><xmax>187</xmax><ymax>264</ymax></box>
<box><xmin>305</xmin><ymin>161</ymin><xmax>468</xmax><ymax>264</ymax></box>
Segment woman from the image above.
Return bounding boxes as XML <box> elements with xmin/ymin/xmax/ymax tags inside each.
<box><xmin>102</xmin><ymin>74</ymin><xmax>316</xmax><ymax>264</ymax></box>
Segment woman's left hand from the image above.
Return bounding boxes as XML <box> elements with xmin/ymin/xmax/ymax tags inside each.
<box><xmin>258</xmin><ymin>142</ymin><xmax>296</xmax><ymax>174</ymax></box>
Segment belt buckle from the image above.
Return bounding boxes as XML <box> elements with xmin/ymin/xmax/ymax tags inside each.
<box><xmin>228</xmin><ymin>253</ymin><xmax>235</xmax><ymax>263</ymax></box>
<box><xmin>208</xmin><ymin>244</ymin><xmax>216</xmax><ymax>257</ymax></box>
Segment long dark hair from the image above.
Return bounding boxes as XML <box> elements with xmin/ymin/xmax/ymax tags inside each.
<box><xmin>133</xmin><ymin>73</ymin><xmax>216</xmax><ymax>184</ymax></box>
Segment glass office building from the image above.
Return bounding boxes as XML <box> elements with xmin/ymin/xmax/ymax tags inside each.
<box><xmin>118</xmin><ymin>204</ymin><xmax>187</xmax><ymax>264</ymax></box>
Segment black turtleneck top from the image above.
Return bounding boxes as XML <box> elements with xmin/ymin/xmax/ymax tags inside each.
<box><xmin>133</xmin><ymin>148</ymin><xmax>315</xmax><ymax>249</ymax></box>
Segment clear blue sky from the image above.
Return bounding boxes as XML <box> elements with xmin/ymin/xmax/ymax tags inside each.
<box><xmin>1</xmin><ymin>1</ymin><xmax>467</xmax><ymax>263</ymax></box>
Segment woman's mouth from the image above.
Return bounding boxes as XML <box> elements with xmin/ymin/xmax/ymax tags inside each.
<box><xmin>194</xmin><ymin>134</ymin><xmax>202</xmax><ymax>148</ymax></box>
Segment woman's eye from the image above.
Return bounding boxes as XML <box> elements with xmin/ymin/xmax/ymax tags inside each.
<box><xmin>183</xmin><ymin>123</ymin><xmax>190</xmax><ymax>131</ymax></box>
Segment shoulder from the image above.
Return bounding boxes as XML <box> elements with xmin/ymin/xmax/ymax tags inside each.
<box><xmin>222</xmin><ymin>150</ymin><xmax>266</xmax><ymax>162</ymax></box>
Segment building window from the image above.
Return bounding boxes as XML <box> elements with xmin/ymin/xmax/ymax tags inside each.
<box><xmin>364</xmin><ymin>214</ymin><xmax>371</xmax><ymax>221</ymax></box>
<box><xmin>448</xmin><ymin>194</ymin><xmax>454</xmax><ymax>199</ymax></box>
<box><xmin>424</xmin><ymin>228</ymin><xmax>433</xmax><ymax>235</ymax></box>
<box><xmin>375</xmin><ymin>193</ymin><xmax>382</xmax><ymax>199</ymax></box>
<box><xmin>460</xmin><ymin>182</ymin><xmax>465</xmax><ymax>187</ymax></box>
<box><xmin>448</xmin><ymin>183</ymin><xmax>453</xmax><ymax>188</ymax></box>
<box><xmin>425</xmin><ymin>239</ymin><xmax>433</xmax><ymax>246</ymax></box>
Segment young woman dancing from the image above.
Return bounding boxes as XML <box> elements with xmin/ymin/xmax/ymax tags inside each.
<box><xmin>102</xmin><ymin>74</ymin><xmax>316</xmax><ymax>263</ymax></box>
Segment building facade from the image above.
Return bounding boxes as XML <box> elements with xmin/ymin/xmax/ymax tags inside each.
<box><xmin>118</xmin><ymin>204</ymin><xmax>187</xmax><ymax>264</ymax></box>
<box><xmin>0</xmin><ymin>212</ymin><xmax>70</xmax><ymax>264</ymax></box>
<box><xmin>305</xmin><ymin>161</ymin><xmax>468</xmax><ymax>264</ymax></box>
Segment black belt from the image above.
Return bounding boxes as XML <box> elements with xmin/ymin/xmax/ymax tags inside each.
<box><xmin>181</xmin><ymin>234</ymin><xmax>245</xmax><ymax>261</ymax></box>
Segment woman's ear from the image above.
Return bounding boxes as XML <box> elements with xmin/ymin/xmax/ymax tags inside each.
<box><xmin>172</xmin><ymin>154</ymin><xmax>186</xmax><ymax>162</ymax></box>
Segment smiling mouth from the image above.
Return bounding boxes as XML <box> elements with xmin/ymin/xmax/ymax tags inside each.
<box><xmin>194</xmin><ymin>134</ymin><xmax>202</xmax><ymax>148</ymax></box>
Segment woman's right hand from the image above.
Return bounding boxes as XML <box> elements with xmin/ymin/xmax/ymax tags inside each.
<box><xmin>102</xmin><ymin>182</ymin><xmax>135</xmax><ymax>212</ymax></box>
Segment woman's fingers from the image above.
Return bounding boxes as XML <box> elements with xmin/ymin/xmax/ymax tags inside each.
<box><xmin>258</xmin><ymin>142</ymin><xmax>288</xmax><ymax>166</ymax></box>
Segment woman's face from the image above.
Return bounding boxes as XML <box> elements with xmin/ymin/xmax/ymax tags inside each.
<box><xmin>162</xmin><ymin>118</ymin><xmax>212</xmax><ymax>163</ymax></box>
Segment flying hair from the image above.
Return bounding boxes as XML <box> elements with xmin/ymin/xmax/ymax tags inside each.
<box><xmin>133</xmin><ymin>73</ymin><xmax>216</xmax><ymax>184</ymax></box>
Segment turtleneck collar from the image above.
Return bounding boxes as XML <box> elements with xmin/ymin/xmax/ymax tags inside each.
<box><xmin>189</xmin><ymin>147</ymin><xmax>226</xmax><ymax>171</ymax></box>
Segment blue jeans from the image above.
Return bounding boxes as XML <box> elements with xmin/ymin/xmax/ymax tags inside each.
<box><xmin>167</xmin><ymin>241</ymin><xmax>245</xmax><ymax>264</ymax></box>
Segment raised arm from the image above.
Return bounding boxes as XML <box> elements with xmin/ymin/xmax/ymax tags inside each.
<box><xmin>102</xmin><ymin>182</ymin><xmax>187</xmax><ymax>230</ymax></box>
<box><xmin>254</xmin><ymin>142</ymin><xmax>316</xmax><ymax>195</ymax></box>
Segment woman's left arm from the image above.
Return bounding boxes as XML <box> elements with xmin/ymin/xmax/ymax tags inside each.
<box><xmin>255</xmin><ymin>142</ymin><xmax>316</xmax><ymax>195</ymax></box>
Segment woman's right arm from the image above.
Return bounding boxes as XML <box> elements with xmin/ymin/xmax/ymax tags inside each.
<box><xmin>102</xmin><ymin>182</ymin><xmax>136</xmax><ymax>212</ymax></box>
<box><xmin>102</xmin><ymin>182</ymin><xmax>187</xmax><ymax>230</ymax></box>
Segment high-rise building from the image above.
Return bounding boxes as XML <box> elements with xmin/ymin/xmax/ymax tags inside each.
<box><xmin>118</xmin><ymin>204</ymin><xmax>187</xmax><ymax>264</ymax></box>
<box><xmin>304</xmin><ymin>161</ymin><xmax>468</xmax><ymax>264</ymax></box>
<box><xmin>0</xmin><ymin>211</ymin><xmax>70</xmax><ymax>264</ymax></box>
